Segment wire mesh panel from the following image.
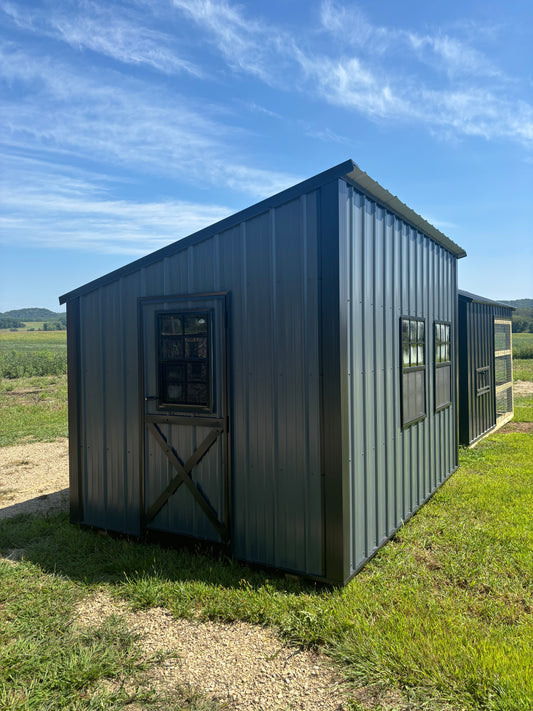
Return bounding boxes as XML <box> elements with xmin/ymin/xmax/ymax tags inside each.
<box><xmin>495</xmin><ymin>354</ymin><xmax>512</xmax><ymax>387</ymax></box>
<box><xmin>494</xmin><ymin>319</ymin><xmax>513</xmax><ymax>424</ymax></box>
<box><xmin>494</xmin><ymin>321</ymin><xmax>511</xmax><ymax>351</ymax></box>
<box><xmin>496</xmin><ymin>387</ymin><xmax>513</xmax><ymax>419</ymax></box>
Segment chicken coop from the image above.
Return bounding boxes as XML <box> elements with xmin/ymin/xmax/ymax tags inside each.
<box><xmin>458</xmin><ymin>290</ymin><xmax>514</xmax><ymax>445</ymax></box>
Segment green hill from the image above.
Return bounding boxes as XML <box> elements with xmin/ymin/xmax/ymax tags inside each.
<box><xmin>0</xmin><ymin>308</ymin><xmax>65</xmax><ymax>322</ymax></box>
<box><xmin>499</xmin><ymin>298</ymin><xmax>533</xmax><ymax>310</ymax></box>
<box><xmin>498</xmin><ymin>298</ymin><xmax>533</xmax><ymax>333</ymax></box>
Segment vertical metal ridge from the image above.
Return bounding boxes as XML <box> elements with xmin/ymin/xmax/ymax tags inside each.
<box><xmin>344</xmin><ymin>183</ymin><xmax>459</xmax><ymax>578</ymax></box>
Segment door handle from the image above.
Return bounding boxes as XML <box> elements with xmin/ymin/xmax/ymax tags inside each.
<box><xmin>145</xmin><ymin>395</ymin><xmax>158</xmax><ymax>401</ymax></box>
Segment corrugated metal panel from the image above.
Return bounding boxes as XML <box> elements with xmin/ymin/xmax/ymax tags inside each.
<box><xmin>74</xmin><ymin>188</ymin><xmax>323</xmax><ymax>576</ymax></box>
<box><xmin>339</xmin><ymin>180</ymin><xmax>458</xmax><ymax>577</ymax></box>
<box><xmin>457</xmin><ymin>294</ymin><xmax>513</xmax><ymax>445</ymax></box>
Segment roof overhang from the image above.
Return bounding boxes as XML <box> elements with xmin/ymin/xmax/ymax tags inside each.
<box><xmin>343</xmin><ymin>163</ymin><xmax>467</xmax><ymax>259</ymax></box>
<box><xmin>60</xmin><ymin>159</ymin><xmax>466</xmax><ymax>304</ymax></box>
<box><xmin>458</xmin><ymin>289</ymin><xmax>515</xmax><ymax>310</ymax></box>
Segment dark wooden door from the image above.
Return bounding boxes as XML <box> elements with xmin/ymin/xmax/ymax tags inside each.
<box><xmin>140</xmin><ymin>293</ymin><xmax>229</xmax><ymax>544</ymax></box>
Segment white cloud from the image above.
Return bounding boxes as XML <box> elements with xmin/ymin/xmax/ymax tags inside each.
<box><xmin>172</xmin><ymin>0</ymin><xmax>297</xmax><ymax>86</ymax></box>
<box><xmin>170</xmin><ymin>0</ymin><xmax>533</xmax><ymax>149</ymax></box>
<box><xmin>0</xmin><ymin>157</ymin><xmax>233</xmax><ymax>254</ymax></box>
<box><xmin>0</xmin><ymin>44</ymin><xmax>297</xmax><ymax>198</ymax></box>
<box><xmin>0</xmin><ymin>0</ymin><xmax>202</xmax><ymax>76</ymax></box>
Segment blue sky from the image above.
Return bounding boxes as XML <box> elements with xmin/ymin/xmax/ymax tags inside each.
<box><xmin>1</xmin><ymin>0</ymin><xmax>532</xmax><ymax>313</ymax></box>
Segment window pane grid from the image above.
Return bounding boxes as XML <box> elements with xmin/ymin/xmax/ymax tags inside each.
<box><xmin>401</xmin><ymin>317</ymin><xmax>427</xmax><ymax>426</ymax></box>
<box><xmin>158</xmin><ymin>312</ymin><xmax>211</xmax><ymax>408</ymax></box>
<box><xmin>402</xmin><ymin>317</ymin><xmax>425</xmax><ymax>369</ymax></box>
<box><xmin>434</xmin><ymin>321</ymin><xmax>451</xmax><ymax>411</ymax></box>
<box><xmin>434</xmin><ymin>322</ymin><xmax>451</xmax><ymax>364</ymax></box>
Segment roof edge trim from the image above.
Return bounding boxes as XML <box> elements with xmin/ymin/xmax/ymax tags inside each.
<box><xmin>60</xmin><ymin>158</ymin><xmax>466</xmax><ymax>304</ymax></box>
<box><xmin>458</xmin><ymin>289</ymin><xmax>516</xmax><ymax>310</ymax></box>
<box><xmin>343</xmin><ymin>165</ymin><xmax>467</xmax><ymax>259</ymax></box>
<box><xmin>59</xmin><ymin>160</ymin><xmax>355</xmax><ymax>304</ymax></box>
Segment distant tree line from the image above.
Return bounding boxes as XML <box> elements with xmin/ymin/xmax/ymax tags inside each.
<box><xmin>0</xmin><ymin>318</ymin><xmax>66</xmax><ymax>331</ymax></box>
<box><xmin>512</xmin><ymin>310</ymin><xmax>533</xmax><ymax>333</ymax></box>
<box><xmin>0</xmin><ymin>318</ymin><xmax>25</xmax><ymax>329</ymax></box>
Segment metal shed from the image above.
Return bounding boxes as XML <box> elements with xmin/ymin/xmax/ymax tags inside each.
<box><xmin>59</xmin><ymin>160</ymin><xmax>466</xmax><ymax>585</ymax></box>
<box><xmin>458</xmin><ymin>290</ymin><xmax>514</xmax><ymax>446</ymax></box>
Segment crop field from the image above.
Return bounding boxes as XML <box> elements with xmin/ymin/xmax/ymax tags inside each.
<box><xmin>0</xmin><ymin>331</ymin><xmax>67</xmax><ymax>379</ymax></box>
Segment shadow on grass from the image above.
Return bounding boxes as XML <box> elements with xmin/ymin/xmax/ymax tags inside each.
<box><xmin>0</xmin><ymin>511</ymin><xmax>322</xmax><ymax>597</ymax></box>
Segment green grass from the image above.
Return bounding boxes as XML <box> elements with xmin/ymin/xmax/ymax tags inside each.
<box><xmin>0</xmin><ymin>376</ymin><xmax>69</xmax><ymax>446</ymax></box>
<box><xmin>0</xmin><ymin>322</ymin><xmax>64</xmax><ymax>333</ymax></box>
<box><xmin>513</xmin><ymin>333</ymin><xmax>533</xmax><ymax>360</ymax></box>
<box><xmin>513</xmin><ymin>395</ymin><xmax>533</xmax><ymax>422</ymax></box>
<box><xmin>1</xmin><ymin>428</ymin><xmax>532</xmax><ymax>710</ymax></box>
<box><xmin>514</xmin><ymin>358</ymin><xmax>533</xmax><ymax>382</ymax></box>
<box><xmin>0</xmin><ymin>327</ymin><xmax>532</xmax><ymax>708</ymax></box>
<box><xmin>0</xmin><ymin>556</ymin><xmax>219</xmax><ymax>710</ymax></box>
<box><xmin>0</xmin><ymin>330</ymin><xmax>67</xmax><ymax>351</ymax></box>
<box><xmin>513</xmin><ymin>332</ymin><xmax>533</xmax><ymax>346</ymax></box>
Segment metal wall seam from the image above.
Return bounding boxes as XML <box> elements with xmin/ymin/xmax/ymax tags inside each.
<box><xmin>344</xmin><ymin>183</ymin><xmax>458</xmax><ymax>577</ymax></box>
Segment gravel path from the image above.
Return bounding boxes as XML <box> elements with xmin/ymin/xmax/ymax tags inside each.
<box><xmin>77</xmin><ymin>592</ymin><xmax>349</xmax><ymax>710</ymax></box>
<box><xmin>0</xmin><ymin>438</ymin><xmax>351</xmax><ymax>710</ymax></box>
<box><xmin>0</xmin><ymin>438</ymin><xmax>69</xmax><ymax>519</ymax></box>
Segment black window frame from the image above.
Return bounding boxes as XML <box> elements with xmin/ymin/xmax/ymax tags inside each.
<box><xmin>400</xmin><ymin>316</ymin><xmax>427</xmax><ymax>428</ymax></box>
<box><xmin>434</xmin><ymin>320</ymin><xmax>452</xmax><ymax>412</ymax></box>
<box><xmin>156</xmin><ymin>309</ymin><xmax>213</xmax><ymax>412</ymax></box>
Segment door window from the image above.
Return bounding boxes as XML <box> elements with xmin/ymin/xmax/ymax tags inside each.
<box><xmin>158</xmin><ymin>311</ymin><xmax>212</xmax><ymax>409</ymax></box>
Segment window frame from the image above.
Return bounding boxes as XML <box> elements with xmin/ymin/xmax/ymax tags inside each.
<box><xmin>475</xmin><ymin>365</ymin><xmax>490</xmax><ymax>397</ymax></box>
<box><xmin>434</xmin><ymin>320</ymin><xmax>452</xmax><ymax>412</ymax></box>
<box><xmin>156</xmin><ymin>309</ymin><xmax>214</xmax><ymax>412</ymax></box>
<box><xmin>400</xmin><ymin>316</ymin><xmax>427</xmax><ymax>428</ymax></box>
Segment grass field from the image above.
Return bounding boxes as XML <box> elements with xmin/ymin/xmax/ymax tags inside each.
<box><xmin>1</xmin><ymin>331</ymin><xmax>532</xmax><ymax>710</ymax></box>
<box><xmin>0</xmin><ymin>375</ymin><xmax>68</xmax><ymax>446</ymax></box>
<box><xmin>0</xmin><ymin>322</ymin><xmax>65</xmax><ymax>333</ymax></box>
<box><xmin>1</xmin><ymin>428</ymin><xmax>532</xmax><ymax>710</ymax></box>
<box><xmin>513</xmin><ymin>332</ymin><xmax>533</xmax><ymax>347</ymax></box>
<box><xmin>513</xmin><ymin>332</ymin><xmax>533</xmax><ymax>360</ymax></box>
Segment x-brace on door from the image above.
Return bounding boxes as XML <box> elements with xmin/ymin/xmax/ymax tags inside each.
<box><xmin>139</xmin><ymin>293</ymin><xmax>230</xmax><ymax>545</ymax></box>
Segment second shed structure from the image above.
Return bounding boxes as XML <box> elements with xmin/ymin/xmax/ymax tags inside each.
<box><xmin>458</xmin><ymin>290</ymin><xmax>514</xmax><ymax>446</ymax></box>
<box><xmin>60</xmin><ymin>160</ymin><xmax>466</xmax><ymax>584</ymax></box>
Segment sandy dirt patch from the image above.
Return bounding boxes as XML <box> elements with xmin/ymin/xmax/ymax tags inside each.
<box><xmin>0</xmin><ymin>438</ymin><xmax>69</xmax><ymax>519</ymax></box>
<box><xmin>514</xmin><ymin>379</ymin><xmax>533</xmax><ymax>396</ymax></box>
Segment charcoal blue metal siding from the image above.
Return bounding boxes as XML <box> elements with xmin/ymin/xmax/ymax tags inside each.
<box><xmin>69</xmin><ymin>189</ymin><xmax>324</xmax><ymax>576</ymax></box>
<box><xmin>458</xmin><ymin>292</ymin><xmax>514</xmax><ymax>445</ymax></box>
<box><xmin>339</xmin><ymin>179</ymin><xmax>458</xmax><ymax>577</ymax></box>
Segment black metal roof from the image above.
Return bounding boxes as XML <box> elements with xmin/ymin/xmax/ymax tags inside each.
<box><xmin>60</xmin><ymin>159</ymin><xmax>466</xmax><ymax>304</ymax></box>
<box><xmin>458</xmin><ymin>289</ymin><xmax>515</xmax><ymax>311</ymax></box>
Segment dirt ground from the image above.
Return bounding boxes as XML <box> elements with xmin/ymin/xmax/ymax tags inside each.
<box><xmin>513</xmin><ymin>379</ymin><xmax>533</xmax><ymax>396</ymax></box>
<box><xmin>0</xmin><ymin>437</ymin><xmax>69</xmax><ymax>519</ymax></box>
<box><xmin>0</xmin><ymin>439</ymin><xmax>353</xmax><ymax>710</ymax></box>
